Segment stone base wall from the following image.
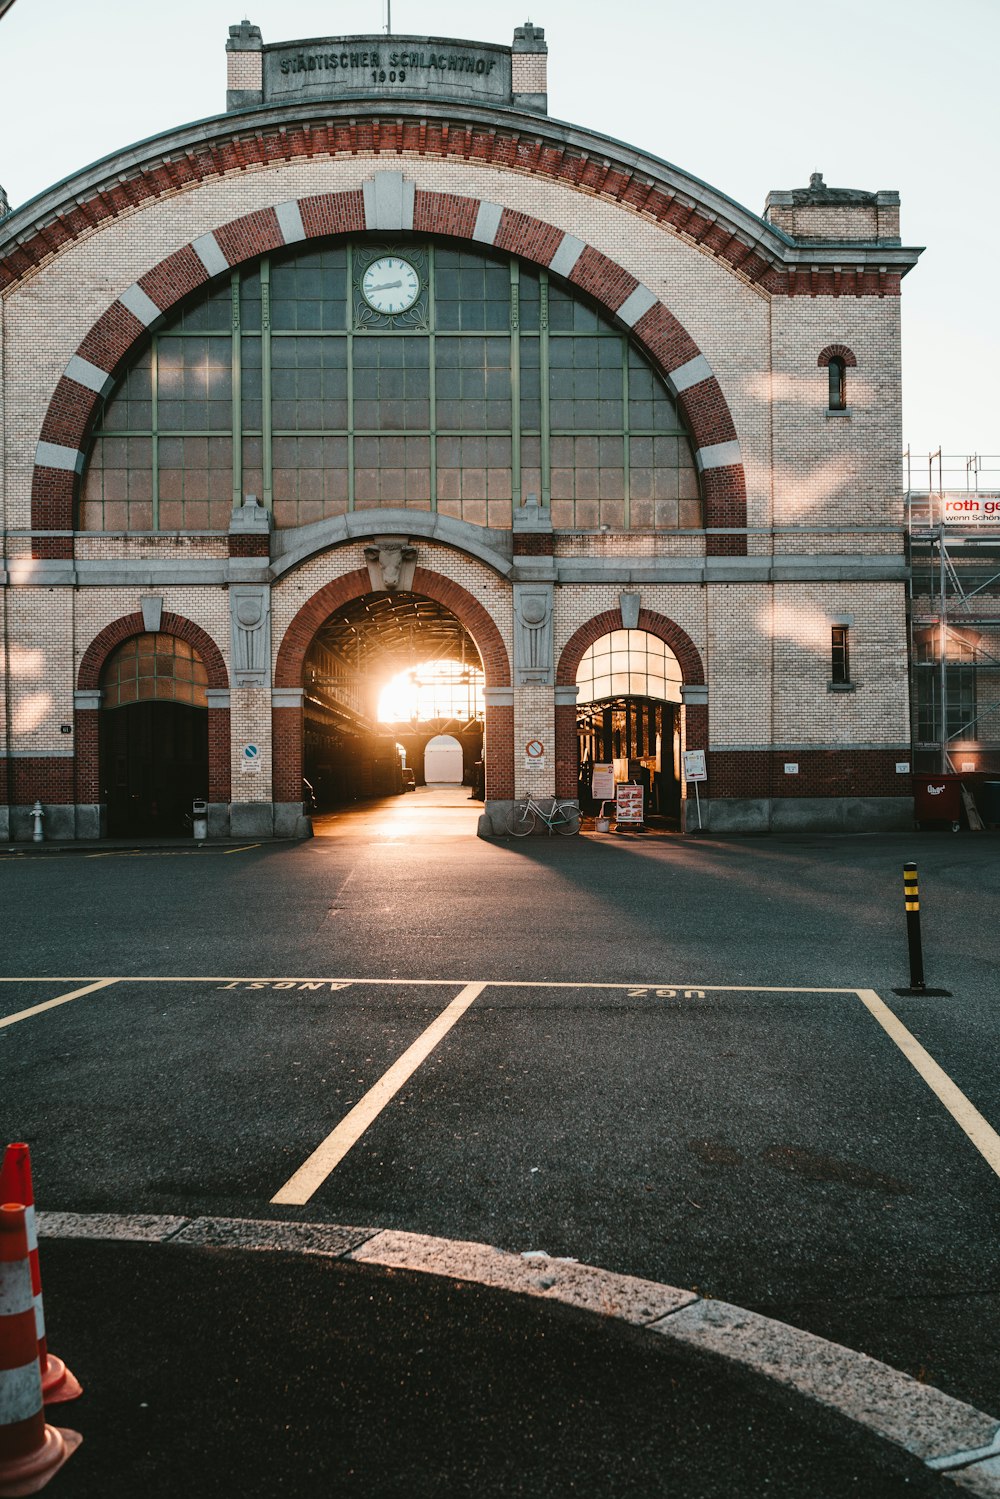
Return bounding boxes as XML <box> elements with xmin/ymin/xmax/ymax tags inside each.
<box><xmin>0</xmin><ymin>801</ymin><xmax>312</xmax><ymax>843</ymax></box>
<box><xmin>692</xmin><ymin>795</ymin><xmax>913</xmax><ymax>835</ymax></box>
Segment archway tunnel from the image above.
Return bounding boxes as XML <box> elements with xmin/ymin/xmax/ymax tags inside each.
<box><xmin>302</xmin><ymin>590</ymin><xmax>485</xmax><ymax>809</ymax></box>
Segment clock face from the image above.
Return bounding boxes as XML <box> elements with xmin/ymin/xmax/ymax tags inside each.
<box><xmin>361</xmin><ymin>256</ymin><xmax>420</xmax><ymax>315</ymax></box>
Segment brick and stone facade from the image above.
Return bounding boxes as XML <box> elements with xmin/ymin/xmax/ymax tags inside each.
<box><xmin>0</xmin><ymin>23</ymin><xmax>922</xmax><ymax>839</ymax></box>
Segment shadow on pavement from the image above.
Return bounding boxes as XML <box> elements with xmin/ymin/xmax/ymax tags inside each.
<box><xmin>42</xmin><ymin>1239</ymin><xmax>949</xmax><ymax>1498</ymax></box>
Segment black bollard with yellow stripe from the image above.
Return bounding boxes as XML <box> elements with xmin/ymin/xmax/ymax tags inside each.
<box><xmin>903</xmin><ymin>862</ymin><xmax>925</xmax><ymax>991</ymax></box>
<box><xmin>893</xmin><ymin>863</ymin><xmax>951</xmax><ymax>997</ymax></box>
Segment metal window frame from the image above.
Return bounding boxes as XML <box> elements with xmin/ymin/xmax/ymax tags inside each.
<box><xmin>86</xmin><ymin>238</ymin><xmax>700</xmax><ymax>532</ymax></box>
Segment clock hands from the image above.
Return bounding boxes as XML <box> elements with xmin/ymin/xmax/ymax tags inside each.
<box><xmin>368</xmin><ymin>279</ymin><xmax>404</xmax><ymax>292</ymax></box>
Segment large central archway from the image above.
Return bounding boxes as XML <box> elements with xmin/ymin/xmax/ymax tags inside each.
<box><xmin>274</xmin><ymin>565</ymin><xmax>513</xmax><ymax>812</ymax></box>
<box><xmin>302</xmin><ymin>589</ymin><xmax>486</xmax><ymax>808</ymax></box>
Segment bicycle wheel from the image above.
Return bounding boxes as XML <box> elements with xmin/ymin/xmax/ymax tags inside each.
<box><xmin>550</xmin><ymin>804</ymin><xmax>579</xmax><ymax>836</ymax></box>
<box><xmin>505</xmin><ymin>803</ymin><xmax>538</xmax><ymax>837</ymax></box>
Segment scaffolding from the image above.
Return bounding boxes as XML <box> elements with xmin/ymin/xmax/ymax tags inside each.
<box><xmin>905</xmin><ymin>450</ymin><xmax>1000</xmax><ymax>774</ymax></box>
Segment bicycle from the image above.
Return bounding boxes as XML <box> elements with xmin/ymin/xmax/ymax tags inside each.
<box><xmin>504</xmin><ymin>796</ymin><xmax>579</xmax><ymax>837</ymax></box>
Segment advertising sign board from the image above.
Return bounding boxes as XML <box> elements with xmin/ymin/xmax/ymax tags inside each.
<box><xmin>615</xmin><ymin>784</ymin><xmax>644</xmax><ymax>825</ymax></box>
<box><xmin>683</xmin><ymin>750</ymin><xmax>707</xmax><ymax>783</ymax></box>
<box><xmin>941</xmin><ymin>493</ymin><xmax>1000</xmax><ymax>527</ymax></box>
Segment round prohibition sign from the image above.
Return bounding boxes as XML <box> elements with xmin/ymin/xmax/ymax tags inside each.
<box><xmin>525</xmin><ymin>739</ymin><xmax>545</xmax><ymax>760</ymax></box>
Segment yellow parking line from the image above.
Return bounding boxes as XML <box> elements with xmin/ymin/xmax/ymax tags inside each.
<box><xmin>84</xmin><ymin>847</ymin><xmax>261</xmax><ymax>859</ymax></box>
<box><xmin>858</xmin><ymin>989</ymin><xmax>1000</xmax><ymax>1180</ymax></box>
<box><xmin>271</xmin><ymin>981</ymin><xmax>486</xmax><ymax>1205</ymax></box>
<box><xmin>0</xmin><ymin>978</ymin><xmax>120</xmax><ymax>1030</ymax></box>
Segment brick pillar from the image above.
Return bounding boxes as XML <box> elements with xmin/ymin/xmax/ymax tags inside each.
<box><xmin>207</xmin><ymin>706</ymin><xmax>232</xmax><ymax>802</ymax></box>
<box><xmin>271</xmin><ymin>701</ymin><xmax>303</xmax><ymax>803</ymax></box>
<box><xmin>483</xmin><ymin>697</ymin><xmax>514</xmax><ymax>802</ymax></box>
<box><xmin>226</xmin><ymin>19</ymin><xmax>263</xmax><ymax>111</ymax></box>
<box><xmin>73</xmin><ymin>706</ymin><xmax>100</xmax><ymax>803</ymax></box>
<box><xmin>511</xmin><ymin>21</ymin><xmax>547</xmax><ymax>113</ymax></box>
<box><xmin>554</xmin><ymin>689</ymin><xmax>579</xmax><ymax>799</ymax></box>
<box><xmin>681</xmin><ymin>691</ymin><xmax>709</xmax><ymax>833</ymax></box>
<box><xmin>683</xmin><ymin>699</ymin><xmax>708</xmax><ymax>754</ymax></box>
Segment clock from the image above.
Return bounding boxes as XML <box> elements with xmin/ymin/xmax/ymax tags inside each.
<box><xmin>361</xmin><ymin>256</ymin><xmax>421</xmax><ymax>315</ymax></box>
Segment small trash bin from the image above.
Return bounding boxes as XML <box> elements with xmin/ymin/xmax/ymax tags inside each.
<box><xmin>913</xmin><ymin>773</ymin><xmax>963</xmax><ymax>828</ymax></box>
<box><xmin>192</xmin><ymin>798</ymin><xmax>208</xmax><ymax>840</ymax></box>
<box><xmin>976</xmin><ymin>781</ymin><xmax>1000</xmax><ymax>828</ymax></box>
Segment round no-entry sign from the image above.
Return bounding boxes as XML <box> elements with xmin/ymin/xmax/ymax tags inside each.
<box><xmin>241</xmin><ymin>742</ymin><xmax>261</xmax><ymax>775</ymax></box>
<box><xmin>524</xmin><ymin>738</ymin><xmax>546</xmax><ymax>770</ymax></box>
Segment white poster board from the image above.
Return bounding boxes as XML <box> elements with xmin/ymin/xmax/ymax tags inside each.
<box><xmin>591</xmin><ymin>763</ymin><xmax>615</xmax><ymax>800</ymax></box>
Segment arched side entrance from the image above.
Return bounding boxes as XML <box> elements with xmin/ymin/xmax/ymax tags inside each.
<box><xmin>99</xmin><ymin>635</ymin><xmax>209</xmax><ymax>835</ymax></box>
<box><xmin>555</xmin><ymin>608</ymin><xmax>706</xmax><ymax>802</ymax></box>
<box><xmin>76</xmin><ymin>613</ymin><xmax>231</xmax><ymax>829</ymax></box>
<box><xmin>273</xmin><ymin>565</ymin><xmax>513</xmax><ymax>807</ymax></box>
<box><xmin>574</xmin><ymin>630</ymin><xmax>684</xmax><ymax>822</ymax></box>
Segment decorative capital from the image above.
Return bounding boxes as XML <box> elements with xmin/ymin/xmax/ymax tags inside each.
<box><xmin>230</xmin><ymin>494</ymin><xmax>272</xmax><ymax>534</ymax></box>
<box><xmin>512</xmin><ymin>493</ymin><xmax>552</xmax><ymax>534</ymax></box>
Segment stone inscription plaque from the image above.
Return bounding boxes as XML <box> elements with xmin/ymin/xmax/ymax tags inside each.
<box><xmin>262</xmin><ymin>35</ymin><xmax>513</xmax><ymax>105</ymax></box>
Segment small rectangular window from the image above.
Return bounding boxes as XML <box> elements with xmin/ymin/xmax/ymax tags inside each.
<box><xmin>831</xmin><ymin>626</ymin><xmax>850</xmax><ymax>683</ymax></box>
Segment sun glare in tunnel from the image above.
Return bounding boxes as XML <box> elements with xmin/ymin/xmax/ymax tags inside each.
<box><xmin>377</xmin><ymin>659</ymin><xmax>485</xmax><ymax>723</ymax></box>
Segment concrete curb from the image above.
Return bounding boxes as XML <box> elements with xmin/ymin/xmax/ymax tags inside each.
<box><xmin>39</xmin><ymin>1211</ymin><xmax>1000</xmax><ymax>1493</ymax></box>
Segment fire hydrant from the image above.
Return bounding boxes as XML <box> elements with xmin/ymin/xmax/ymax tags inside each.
<box><xmin>30</xmin><ymin>800</ymin><xmax>45</xmax><ymax>843</ymax></box>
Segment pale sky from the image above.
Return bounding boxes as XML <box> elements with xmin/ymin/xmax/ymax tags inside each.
<box><xmin>1</xmin><ymin>0</ymin><xmax>996</xmax><ymax>471</ymax></box>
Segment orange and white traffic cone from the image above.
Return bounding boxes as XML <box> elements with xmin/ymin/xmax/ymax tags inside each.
<box><xmin>0</xmin><ymin>1203</ymin><xmax>80</xmax><ymax>1497</ymax></box>
<box><xmin>0</xmin><ymin>1148</ymin><xmax>81</xmax><ymax>1405</ymax></box>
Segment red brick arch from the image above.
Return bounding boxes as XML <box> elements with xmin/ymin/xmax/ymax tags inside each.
<box><xmin>31</xmin><ymin>189</ymin><xmax>747</xmax><ymax>560</ymax></box>
<box><xmin>817</xmin><ymin>344</ymin><xmax>857</xmax><ymax>367</ymax></box>
<box><xmin>77</xmin><ymin>611</ymin><xmax>228</xmax><ymax>691</ymax></box>
<box><xmin>272</xmin><ymin>566</ymin><xmax>513</xmax><ymax>802</ymax></box>
<box><xmin>75</xmin><ymin>611</ymin><xmax>230</xmax><ymax>805</ymax></box>
<box><xmin>554</xmin><ymin>606</ymin><xmax>706</xmax><ymax>798</ymax></box>
<box><xmin>273</xmin><ymin>567</ymin><xmax>510</xmax><ymax>688</ymax></box>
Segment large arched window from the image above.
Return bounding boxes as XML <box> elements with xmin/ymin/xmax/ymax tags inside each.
<box><xmin>80</xmin><ymin>239</ymin><xmax>702</xmax><ymax>535</ymax></box>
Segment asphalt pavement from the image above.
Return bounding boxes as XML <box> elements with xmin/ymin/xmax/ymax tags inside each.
<box><xmin>2</xmin><ymin>791</ymin><xmax>999</xmax><ymax>1493</ymax></box>
<box><xmin>32</xmin><ymin>1234</ymin><xmax>969</xmax><ymax>1498</ymax></box>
